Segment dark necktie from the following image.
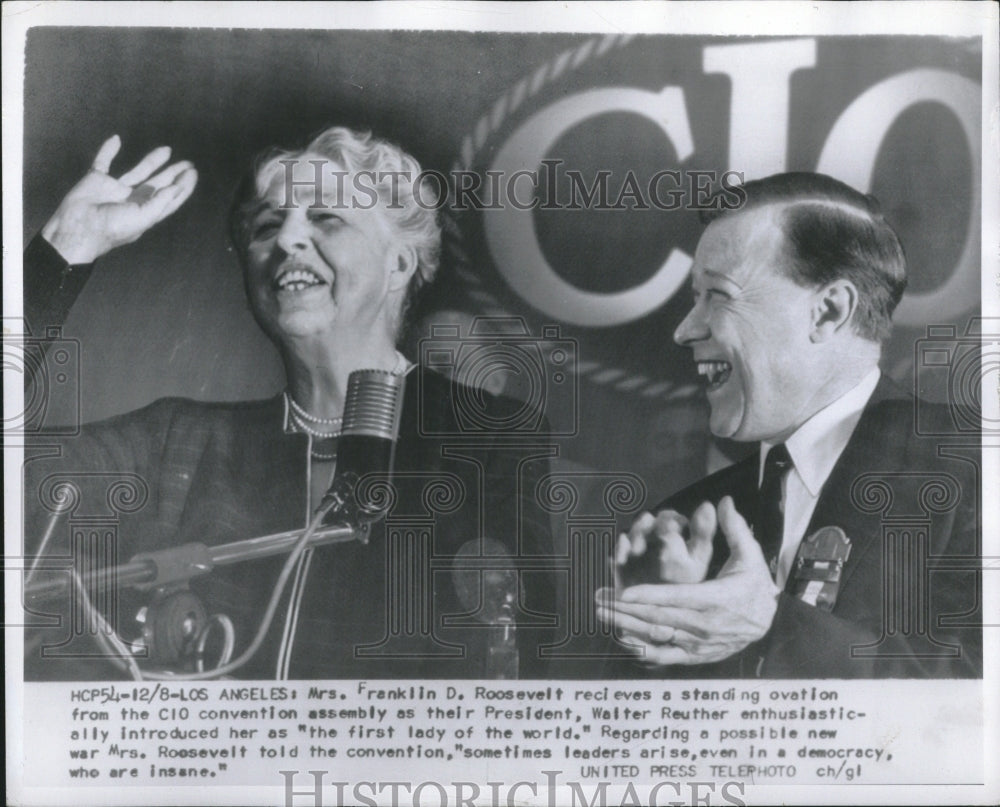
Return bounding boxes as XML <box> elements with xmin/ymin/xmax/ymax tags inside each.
<box><xmin>756</xmin><ymin>443</ymin><xmax>793</xmax><ymax>579</ymax></box>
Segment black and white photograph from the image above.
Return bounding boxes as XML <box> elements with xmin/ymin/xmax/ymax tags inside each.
<box><xmin>5</xmin><ymin>2</ymin><xmax>998</xmax><ymax>805</ymax></box>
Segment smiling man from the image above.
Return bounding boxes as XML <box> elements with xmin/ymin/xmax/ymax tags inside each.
<box><xmin>600</xmin><ymin>173</ymin><xmax>981</xmax><ymax>679</ymax></box>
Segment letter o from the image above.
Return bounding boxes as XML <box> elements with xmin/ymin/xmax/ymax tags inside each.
<box><xmin>816</xmin><ymin>69</ymin><xmax>980</xmax><ymax>324</ymax></box>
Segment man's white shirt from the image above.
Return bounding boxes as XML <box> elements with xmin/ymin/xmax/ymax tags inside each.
<box><xmin>759</xmin><ymin>367</ymin><xmax>881</xmax><ymax>588</ymax></box>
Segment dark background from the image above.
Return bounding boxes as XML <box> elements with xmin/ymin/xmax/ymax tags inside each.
<box><xmin>21</xmin><ymin>29</ymin><xmax>981</xmax><ymax>501</ymax></box>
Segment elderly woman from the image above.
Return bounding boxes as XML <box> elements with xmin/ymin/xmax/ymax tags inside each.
<box><xmin>24</xmin><ymin>128</ymin><xmax>556</xmax><ymax>680</ymax></box>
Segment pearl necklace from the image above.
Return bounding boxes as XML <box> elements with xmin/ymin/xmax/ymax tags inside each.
<box><xmin>288</xmin><ymin>411</ymin><xmax>341</xmax><ymax>439</ymax></box>
<box><xmin>285</xmin><ymin>351</ymin><xmax>410</xmax><ymax>444</ymax></box>
<box><xmin>308</xmin><ymin>446</ymin><xmax>338</xmax><ymax>461</ymax></box>
<box><xmin>287</xmin><ymin>394</ymin><xmax>343</xmax><ymax>429</ymax></box>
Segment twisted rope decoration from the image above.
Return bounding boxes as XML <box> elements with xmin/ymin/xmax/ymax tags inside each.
<box><xmin>441</xmin><ymin>33</ymin><xmax>692</xmax><ymax>402</ymax></box>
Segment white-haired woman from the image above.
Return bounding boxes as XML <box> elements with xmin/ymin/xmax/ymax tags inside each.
<box><xmin>25</xmin><ymin>128</ymin><xmax>557</xmax><ymax>681</ymax></box>
<box><xmin>228</xmin><ymin>128</ymin><xmax>443</xmax><ymax>506</ymax></box>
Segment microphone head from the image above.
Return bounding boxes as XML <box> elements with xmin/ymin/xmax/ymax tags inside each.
<box><xmin>451</xmin><ymin>538</ymin><xmax>518</xmax><ymax>623</ymax></box>
<box><xmin>319</xmin><ymin>369</ymin><xmax>406</xmax><ymax>530</ymax></box>
<box><xmin>343</xmin><ymin>369</ymin><xmax>405</xmax><ymax>441</ymax></box>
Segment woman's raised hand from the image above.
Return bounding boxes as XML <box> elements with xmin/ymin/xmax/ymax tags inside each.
<box><xmin>41</xmin><ymin>135</ymin><xmax>198</xmax><ymax>265</ymax></box>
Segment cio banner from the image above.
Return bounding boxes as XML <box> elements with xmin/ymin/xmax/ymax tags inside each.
<box><xmin>430</xmin><ymin>36</ymin><xmax>979</xmax><ymax>422</ymax></box>
<box><xmin>21</xmin><ymin>31</ymin><xmax>983</xmax><ymax>482</ymax></box>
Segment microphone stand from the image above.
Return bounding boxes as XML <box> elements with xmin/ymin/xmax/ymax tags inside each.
<box><xmin>24</xmin><ymin>521</ymin><xmax>362</xmax><ymax>674</ymax></box>
<box><xmin>24</xmin><ymin>523</ymin><xmax>359</xmax><ymax>601</ymax></box>
<box><xmin>486</xmin><ymin>595</ymin><xmax>519</xmax><ymax>680</ymax></box>
<box><xmin>24</xmin><ymin>368</ymin><xmax>405</xmax><ymax>677</ymax></box>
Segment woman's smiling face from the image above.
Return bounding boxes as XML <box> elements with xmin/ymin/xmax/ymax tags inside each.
<box><xmin>243</xmin><ymin>154</ymin><xmax>404</xmax><ymax>346</ymax></box>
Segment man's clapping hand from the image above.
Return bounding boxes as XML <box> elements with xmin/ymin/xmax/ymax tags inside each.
<box><xmin>598</xmin><ymin>496</ymin><xmax>780</xmax><ymax>666</ymax></box>
<box><xmin>41</xmin><ymin>135</ymin><xmax>198</xmax><ymax>265</ymax></box>
<box><xmin>615</xmin><ymin>500</ymin><xmax>716</xmax><ymax>586</ymax></box>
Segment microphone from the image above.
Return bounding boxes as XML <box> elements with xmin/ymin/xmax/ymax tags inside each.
<box><xmin>451</xmin><ymin>538</ymin><xmax>519</xmax><ymax>679</ymax></box>
<box><xmin>26</xmin><ymin>370</ymin><xmax>405</xmax><ymax>602</ymax></box>
<box><xmin>319</xmin><ymin>369</ymin><xmax>406</xmax><ymax>540</ymax></box>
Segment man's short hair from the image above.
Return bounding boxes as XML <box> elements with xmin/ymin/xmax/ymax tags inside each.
<box><xmin>229</xmin><ymin>125</ymin><xmax>441</xmax><ymax>308</ymax></box>
<box><xmin>702</xmin><ymin>173</ymin><xmax>907</xmax><ymax>343</ymax></box>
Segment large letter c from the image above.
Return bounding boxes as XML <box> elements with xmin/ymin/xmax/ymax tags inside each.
<box><xmin>483</xmin><ymin>87</ymin><xmax>694</xmax><ymax>327</ymax></box>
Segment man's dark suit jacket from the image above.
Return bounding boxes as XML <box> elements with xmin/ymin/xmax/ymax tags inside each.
<box><xmin>649</xmin><ymin>376</ymin><xmax>982</xmax><ymax>679</ymax></box>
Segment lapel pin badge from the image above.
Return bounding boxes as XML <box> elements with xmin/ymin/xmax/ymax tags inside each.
<box><xmin>791</xmin><ymin>525</ymin><xmax>852</xmax><ymax>611</ymax></box>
